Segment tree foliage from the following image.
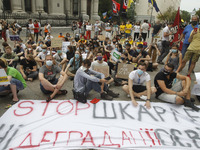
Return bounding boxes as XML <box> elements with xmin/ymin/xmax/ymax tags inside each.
<box><xmin>196</xmin><ymin>9</ymin><xmax>200</xmax><ymax>19</ymax></box>
<box><xmin>157</xmin><ymin>6</ymin><xmax>177</xmax><ymax>22</ymax></box>
<box><xmin>181</xmin><ymin>10</ymin><xmax>190</xmax><ymax>22</ymax></box>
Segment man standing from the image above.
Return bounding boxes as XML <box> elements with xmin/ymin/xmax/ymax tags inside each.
<box><xmin>151</xmin><ymin>21</ymin><xmax>162</xmax><ymax>43</ymax></box>
<box><xmin>154</xmin><ymin>63</ymin><xmax>199</xmax><ymax>111</ymax></box>
<box><xmin>140</xmin><ymin>20</ymin><xmax>149</xmax><ymax>41</ymax></box>
<box><xmin>27</xmin><ymin>19</ymin><xmax>34</xmax><ymax>41</ymax></box>
<box><xmin>157</xmin><ymin>22</ymin><xmax>174</xmax><ymax>64</ymax></box>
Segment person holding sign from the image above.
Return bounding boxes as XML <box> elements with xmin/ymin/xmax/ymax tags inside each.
<box><xmin>123</xmin><ymin>63</ymin><xmax>157</xmax><ymax>109</ymax></box>
<box><xmin>39</xmin><ymin>55</ymin><xmax>68</xmax><ymax>102</ymax></box>
<box><xmin>0</xmin><ymin>58</ymin><xmax>26</xmax><ymax>105</ymax></box>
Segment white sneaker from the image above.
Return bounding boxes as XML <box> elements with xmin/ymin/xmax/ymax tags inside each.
<box><xmin>140</xmin><ymin>95</ymin><xmax>147</xmax><ymax>101</ymax></box>
<box><xmin>127</xmin><ymin>94</ymin><xmax>130</xmax><ymax>98</ymax></box>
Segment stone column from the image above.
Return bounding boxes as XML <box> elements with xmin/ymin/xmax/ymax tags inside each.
<box><xmin>11</xmin><ymin>0</ymin><xmax>24</xmax><ymax>13</ymax></box>
<box><xmin>0</xmin><ymin>0</ymin><xmax>3</xmax><ymax>13</ymax></box>
<box><xmin>65</xmin><ymin>0</ymin><xmax>72</xmax><ymax>16</ymax></box>
<box><xmin>35</xmin><ymin>0</ymin><xmax>45</xmax><ymax>12</ymax></box>
<box><xmin>81</xmin><ymin>0</ymin><xmax>89</xmax><ymax>20</ymax></box>
<box><xmin>91</xmin><ymin>0</ymin><xmax>100</xmax><ymax>21</ymax></box>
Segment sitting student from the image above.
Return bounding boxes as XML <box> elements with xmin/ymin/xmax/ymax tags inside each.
<box><xmin>53</xmin><ymin>48</ymin><xmax>67</xmax><ymax>65</ymax></box>
<box><xmin>64</xmin><ymin>50</ymin><xmax>83</xmax><ymax>77</ymax></box>
<box><xmin>24</xmin><ymin>43</ymin><xmax>37</xmax><ymax>58</ymax></box>
<box><xmin>114</xmin><ymin>52</ymin><xmax>130</xmax><ymax>86</ymax></box>
<box><xmin>0</xmin><ymin>58</ymin><xmax>26</xmax><ymax>104</ymax></box>
<box><xmin>36</xmin><ymin>41</ymin><xmax>44</xmax><ymax>53</ymax></box>
<box><xmin>124</xmin><ymin>43</ymin><xmax>134</xmax><ymax>62</ymax></box>
<box><xmin>39</xmin><ymin>55</ymin><xmax>68</xmax><ymax>102</ymax></box>
<box><xmin>166</xmin><ymin>45</ymin><xmax>182</xmax><ymax>72</ymax></box>
<box><xmin>91</xmin><ymin>51</ymin><xmax>114</xmax><ymax>86</ymax></box>
<box><xmin>35</xmin><ymin>45</ymin><xmax>49</xmax><ymax>67</ymax></box>
<box><xmin>1</xmin><ymin>46</ymin><xmax>19</xmax><ymax>68</ymax></box>
<box><xmin>154</xmin><ymin>63</ymin><xmax>199</xmax><ymax>111</ymax></box>
<box><xmin>45</xmin><ymin>37</ymin><xmax>51</xmax><ymax>47</ymax></box>
<box><xmin>85</xmin><ymin>46</ymin><xmax>94</xmax><ymax>62</ymax></box>
<box><xmin>147</xmin><ymin>43</ymin><xmax>160</xmax><ymax>69</ymax></box>
<box><xmin>20</xmin><ymin>54</ymin><xmax>38</xmax><ymax>81</ymax></box>
<box><xmin>132</xmin><ymin>44</ymin><xmax>151</xmax><ymax>66</ymax></box>
<box><xmin>123</xmin><ymin>63</ymin><xmax>157</xmax><ymax>109</ymax></box>
<box><xmin>13</xmin><ymin>43</ymin><xmax>24</xmax><ymax>60</ymax></box>
<box><xmin>73</xmin><ymin>59</ymin><xmax>118</xmax><ymax>102</ymax></box>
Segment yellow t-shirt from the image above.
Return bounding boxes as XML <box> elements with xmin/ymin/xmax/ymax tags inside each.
<box><xmin>129</xmin><ymin>40</ymin><xmax>134</xmax><ymax>45</ymax></box>
<box><xmin>188</xmin><ymin>30</ymin><xmax>200</xmax><ymax>52</ymax></box>
<box><xmin>120</xmin><ymin>25</ymin><xmax>125</xmax><ymax>32</ymax></box>
<box><xmin>125</xmin><ymin>24</ymin><xmax>132</xmax><ymax>34</ymax></box>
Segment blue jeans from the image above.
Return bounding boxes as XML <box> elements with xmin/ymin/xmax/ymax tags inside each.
<box><xmin>182</xmin><ymin>43</ymin><xmax>191</xmax><ymax>69</ymax></box>
<box><xmin>0</xmin><ymin>78</ymin><xmax>24</xmax><ymax>93</ymax></box>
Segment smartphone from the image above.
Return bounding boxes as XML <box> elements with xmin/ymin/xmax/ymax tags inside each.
<box><xmin>105</xmin><ymin>76</ymin><xmax>111</xmax><ymax>80</ymax></box>
<box><xmin>194</xmin><ymin>28</ymin><xmax>198</xmax><ymax>32</ymax></box>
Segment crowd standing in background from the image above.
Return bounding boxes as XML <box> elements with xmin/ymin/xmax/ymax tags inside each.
<box><xmin>0</xmin><ymin>17</ymin><xmax>200</xmax><ymax>111</ymax></box>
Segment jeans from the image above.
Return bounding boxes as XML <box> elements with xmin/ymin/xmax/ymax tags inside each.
<box><xmin>141</xmin><ymin>33</ymin><xmax>147</xmax><ymax>41</ymax></box>
<box><xmin>182</xmin><ymin>43</ymin><xmax>191</xmax><ymax>69</ymax></box>
<box><xmin>0</xmin><ymin>78</ymin><xmax>24</xmax><ymax>93</ymax></box>
<box><xmin>157</xmin><ymin>41</ymin><xmax>170</xmax><ymax>62</ymax></box>
<box><xmin>25</xmin><ymin>71</ymin><xmax>38</xmax><ymax>80</ymax></box>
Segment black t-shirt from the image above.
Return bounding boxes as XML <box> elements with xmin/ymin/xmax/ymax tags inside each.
<box><xmin>132</xmin><ymin>50</ymin><xmax>148</xmax><ymax>58</ymax></box>
<box><xmin>153</xmin><ymin>24</ymin><xmax>162</xmax><ymax>34</ymax></box>
<box><xmin>67</xmin><ymin>51</ymin><xmax>75</xmax><ymax>61</ymax></box>
<box><xmin>20</xmin><ymin>58</ymin><xmax>37</xmax><ymax>70</ymax></box>
<box><xmin>154</xmin><ymin>71</ymin><xmax>177</xmax><ymax>98</ymax></box>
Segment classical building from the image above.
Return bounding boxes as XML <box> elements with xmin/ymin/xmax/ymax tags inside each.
<box><xmin>0</xmin><ymin>0</ymin><xmax>100</xmax><ymax>26</ymax></box>
<box><xmin>135</xmin><ymin>0</ymin><xmax>181</xmax><ymax>22</ymax></box>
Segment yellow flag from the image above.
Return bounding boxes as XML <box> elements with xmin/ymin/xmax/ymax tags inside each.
<box><xmin>128</xmin><ymin>0</ymin><xmax>134</xmax><ymax>8</ymax></box>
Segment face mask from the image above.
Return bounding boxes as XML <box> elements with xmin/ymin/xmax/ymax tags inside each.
<box><xmin>75</xmin><ymin>54</ymin><xmax>79</xmax><ymax>59</ymax></box>
<box><xmin>81</xmin><ymin>66</ymin><xmax>87</xmax><ymax>72</ymax></box>
<box><xmin>171</xmin><ymin>49</ymin><xmax>177</xmax><ymax>53</ymax></box>
<box><xmin>125</xmin><ymin>42</ymin><xmax>129</xmax><ymax>45</ymax></box>
<box><xmin>121</xmin><ymin>57</ymin><xmax>125</xmax><ymax>61</ymax></box>
<box><xmin>28</xmin><ymin>48</ymin><xmax>32</xmax><ymax>51</ymax></box>
<box><xmin>46</xmin><ymin>60</ymin><xmax>53</xmax><ymax>66</ymax></box>
<box><xmin>191</xmin><ymin>21</ymin><xmax>198</xmax><ymax>26</ymax></box>
<box><xmin>108</xmin><ymin>44</ymin><xmax>111</xmax><ymax>46</ymax></box>
<box><xmin>115</xmin><ymin>48</ymin><xmax>118</xmax><ymax>51</ymax></box>
<box><xmin>80</xmin><ymin>47</ymin><xmax>83</xmax><ymax>50</ymax></box>
<box><xmin>137</xmin><ymin>69</ymin><xmax>144</xmax><ymax>75</ymax></box>
<box><xmin>85</xmin><ymin>50</ymin><xmax>89</xmax><ymax>53</ymax></box>
<box><xmin>97</xmin><ymin>56</ymin><xmax>103</xmax><ymax>61</ymax></box>
<box><xmin>40</xmin><ymin>44</ymin><xmax>43</xmax><ymax>47</ymax></box>
<box><xmin>48</xmin><ymin>39</ymin><xmax>51</xmax><ymax>42</ymax></box>
<box><xmin>136</xmin><ymin>49</ymin><xmax>141</xmax><ymax>53</ymax></box>
<box><xmin>57</xmin><ymin>50</ymin><xmax>62</xmax><ymax>54</ymax></box>
<box><xmin>163</xmin><ymin>69</ymin><xmax>170</xmax><ymax>76</ymax></box>
<box><xmin>94</xmin><ymin>45</ymin><xmax>97</xmax><ymax>47</ymax></box>
<box><xmin>17</xmin><ymin>46</ymin><xmax>20</xmax><ymax>49</ymax></box>
<box><xmin>42</xmin><ymin>49</ymin><xmax>46</xmax><ymax>53</ymax></box>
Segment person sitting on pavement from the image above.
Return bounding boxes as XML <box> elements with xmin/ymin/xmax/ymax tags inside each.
<box><xmin>35</xmin><ymin>45</ymin><xmax>49</xmax><ymax>67</ymax></box>
<box><xmin>20</xmin><ymin>54</ymin><xmax>38</xmax><ymax>82</ymax></box>
<box><xmin>1</xmin><ymin>46</ymin><xmax>19</xmax><ymax>68</ymax></box>
<box><xmin>0</xmin><ymin>58</ymin><xmax>26</xmax><ymax>106</ymax></box>
<box><xmin>13</xmin><ymin>43</ymin><xmax>24</xmax><ymax>60</ymax></box>
<box><xmin>73</xmin><ymin>59</ymin><xmax>119</xmax><ymax>102</ymax></box>
<box><xmin>122</xmin><ymin>63</ymin><xmax>157</xmax><ymax>109</ymax></box>
<box><xmin>39</xmin><ymin>55</ymin><xmax>68</xmax><ymax>102</ymax></box>
<box><xmin>53</xmin><ymin>47</ymin><xmax>67</xmax><ymax>67</ymax></box>
<box><xmin>154</xmin><ymin>63</ymin><xmax>199</xmax><ymax>111</ymax></box>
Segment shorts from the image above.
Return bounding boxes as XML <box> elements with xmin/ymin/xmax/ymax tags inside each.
<box><xmin>183</xmin><ymin>50</ymin><xmax>200</xmax><ymax>63</ymax></box>
<box><xmin>157</xmin><ymin>81</ymin><xmax>182</xmax><ymax>104</ymax></box>
<box><xmin>0</xmin><ymin>78</ymin><xmax>24</xmax><ymax>93</ymax></box>
<box><xmin>132</xmin><ymin>85</ymin><xmax>147</xmax><ymax>93</ymax></box>
<box><xmin>40</xmin><ymin>78</ymin><xmax>58</xmax><ymax>94</ymax></box>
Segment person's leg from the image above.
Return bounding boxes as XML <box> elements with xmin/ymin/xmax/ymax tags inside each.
<box><xmin>27</xmin><ymin>71</ymin><xmax>38</xmax><ymax>80</ymax></box>
<box><xmin>10</xmin><ymin>78</ymin><xmax>24</xmax><ymax>101</ymax></box>
<box><xmin>108</xmin><ymin>62</ymin><xmax>114</xmax><ymax>75</ymax></box>
<box><xmin>187</xmin><ymin>53</ymin><xmax>200</xmax><ymax>75</ymax></box>
<box><xmin>181</xmin><ymin>44</ymin><xmax>189</xmax><ymax>58</ymax></box>
<box><xmin>179</xmin><ymin>51</ymin><xmax>192</xmax><ymax>72</ymax></box>
<box><xmin>85</xmin><ymin>80</ymin><xmax>101</xmax><ymax>95</ymax></box>
<box><xmin>0</xmin><ymin>85</ymin><xmax>11</xmax><ymax>95</ymax></box>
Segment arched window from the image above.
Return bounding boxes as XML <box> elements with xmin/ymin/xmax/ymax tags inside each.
<box><xmin>44</xmin><ymin>0</ymin><xmax>48</xmax><ymax>13</ymax></box>
<box><xmin>25</xmin><ymin>0</ymin><xmax>32</xmax><ymax>12</ymax></box>
<box><xmin>73</xmin><ymin>0</ymin><xmax>78</xmax><ymax>15</ymax></box>
<box><xmin>3</xmin><ymin>0</ymin><xmax>11</xmax><ymax>12</ymax></box>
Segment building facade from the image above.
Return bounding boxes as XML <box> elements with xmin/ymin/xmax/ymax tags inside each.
<box><xmin>0</xmin><ymin>0</ymin><xmax>100</xmax><ymax>26</ymax></box>
<box><xmin>135</xmin><ymin>0</ymin><xmax>181</xmax><ymax>22</ymax></box>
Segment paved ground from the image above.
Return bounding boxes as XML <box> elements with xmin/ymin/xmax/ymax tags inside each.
<box><xmin>0</xmin><ymin>27</ymin><xmax>200</xmax><ymax>117</ymax></box>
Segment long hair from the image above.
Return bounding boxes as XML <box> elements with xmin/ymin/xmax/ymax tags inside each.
<box><xmin>148</xmin><ymin>46</ymin><xmax>157</xmax><ymax>63</ymax></box>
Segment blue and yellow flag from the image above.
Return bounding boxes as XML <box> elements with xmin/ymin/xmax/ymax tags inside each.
<box><xmin>127</xmin><ymin>0</ymin><xmax>134</xmax><ymax>8</ymax></box>
<box><xmin>148</xmin><ymin>0</ymin><xmax>160</xmax><ymax>12</ymax></box>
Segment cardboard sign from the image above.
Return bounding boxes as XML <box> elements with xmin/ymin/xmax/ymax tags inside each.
<box><xmin>0</xmin><ymin>69</ymin><xmax>10</xmax><ymax>85</ymax></box>
<box><xmin>93</xmin><ymin>65</ymin><xmax>109</xmax><ymax>78</ymax></box>
<box><xmin>111</xmin><ymin>49</ymin><xmax>121</xmax><ymax>62</ymax></box>
<box><xmin>117</xmin><ymin>63</ymin><xmax>135</xmax><ymax>79</ymax></box>
<box><xmin>98</xmin><ymin>35</ymin><xmax>105</xmax><ymax>41</ymax></box>
<box><xmin>1</xmin><ymin>100</ymin><xmax>200</xmax><ymax>150</ymax></box>
<box><xmin>62</xmin><ymin>42</ymin><xmax>71</xmax><ymax>52</ymax></box>
<box><xmin>51</xmin><ymin>38</ymin><xmax>63</xmax><ymax>47</ymax></box>
<box><xmin>86</xmin><ymin>25</ymin><xmax>92</xmax><ymax>31</ymax></box>
<box><xmin>9</xmin><ymin>35</ymin><xmax>20</xmax><ymax>41</ymax></box>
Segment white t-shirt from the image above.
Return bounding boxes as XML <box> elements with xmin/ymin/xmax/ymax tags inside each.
<box><xmin>28</xmin><ymin>23</ymin><xmax>34</xmax><ymax>34</ymax></box>
<box><xmin>134</xmin><ymin>25</ymin><xmax>140</xmax><ymax>33</ymax></box>
<box><xmin>91</xmin><ymin>61</ymin><xmax>108</xmax><ymax>70</ymax></box>
<box><xmin>45</xmin><ymin>35</ymin><xmax>53</xmax><ymax>41</ymax></box>
<box><xmin>162</xmin><ymin>26</ymin><xmax>170</xmax><ymax>41</ymax></box>
<box><xmin>129</xmin><ymin>70</ymin><xmax>151</xmax><ymax>85</ymax></box>
<box><xmin>37</xmin><ymin>51</ymin><xmax>50</xmax><ymax>60</ymax></box>
<box><xmin>141</xmin><ymin>23</ymin><xmax>149</xmax><ymax>33</ymax></box>
<box><xmin>53</xmin><ymin>53</ymin><xmax>67</xmax><ymax>62</ymax></box>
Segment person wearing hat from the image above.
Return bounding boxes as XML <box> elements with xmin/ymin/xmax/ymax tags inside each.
<box><xmin>132</xmin><ymin>44</ymin><xmax>151</xmax><ymax>66</ymax></box>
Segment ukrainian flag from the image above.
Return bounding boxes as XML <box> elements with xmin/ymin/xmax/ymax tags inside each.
<box><xmin>128</xmin><ymin>0</ymin><xmax>134</xmax><ymax>8</ymax></box>
<box><xmin>148</xmin><ymin>0</ymin><xmax>160</xmax><ymax>12</ymax></box>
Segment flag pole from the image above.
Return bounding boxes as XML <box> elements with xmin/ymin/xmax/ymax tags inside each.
<box><xmin>150</xmin><ymin>6</ymin><xmax>154</xmax><ymax>25</ymax></box>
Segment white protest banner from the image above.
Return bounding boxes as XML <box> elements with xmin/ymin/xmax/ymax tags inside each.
<box><xmin>62</xmin><ymin>42</ymin><xmax>71</xmax><ymax>52</ymax></box>
<box><xmin>111</xmin><ymin>49</ymin><xmax>121</xmax><ymax>62</ymax></box>
<box><xmin>0</xmin><ymin>69</ymin><xmax>10</xmax><ymax>85</ymax></box>
<box><xmin>0</xmin><ymin>100</ymin><xmax>200</xmax><ymax>150</ymax></box>
<box><xmin>191</xmin><ymin>72</ymin><xmax>200</xmax><ymax>96</ymax></box>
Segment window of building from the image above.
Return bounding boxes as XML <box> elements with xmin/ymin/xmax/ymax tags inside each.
<box><xmin>25</xmin><ymin>0</ymin><xmax>32</xmax><ymax>12</ymax></box>
<box><xmin>3</xmin><ymin>0</ymin><xmax>11</xmax><ymax>12</ymax></box>
<box><xmin>73</xmin><ymin>0</ymin><xmax>78</xmax><ymax>15</ymax></box>
<box><xmin>44</xmin><ymin>0</ymin><xmax>49</xmax><ymax>13</ymax></box>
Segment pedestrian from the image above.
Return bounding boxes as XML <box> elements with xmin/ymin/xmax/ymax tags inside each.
<box><xmin>140</xmin><ymin>20</ymin><xmax>149</xmax><ymax>41</ymax></box>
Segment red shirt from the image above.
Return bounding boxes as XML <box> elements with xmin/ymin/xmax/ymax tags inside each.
<box><xmin>34</xmin><ymin>23</ymin><xmax>39</xmax><ymax>33</ymax></box>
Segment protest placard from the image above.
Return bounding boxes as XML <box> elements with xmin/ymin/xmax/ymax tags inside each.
<box><xmin>98</xmin><ymin>35</ymin><xmax>105</xmax><ymax>41</ymax></box>
<box><xmin>0</xmin><ymin>69</ymin><xmax>10</xmax><ymax>85</ymax></box>
<box><xmin>93</xmin><ymin>65</ymin><xmax>109</xmax><ymax>78</ymax></box>
<box><xmin>110</xmin><ymin>49</ymin><xmax>121</xmax><ymax>62</ymax></box>
<box><xmin>62</xmin><ymin>41</ymin><xmax>71</xmax><ymax>52</ymax></box>
<box><xmin>51</xmin><ymin>38</ymin><xmax>63</xmax><ymax>47</ymax></box>
<box><xmin>9</xmin><ymin>35</ymin><xmax>20</xmax><ymax>41</ymax></box>
<box><xmin>86</xmin><ymin>25</ymin><xmax>92</xmax><ymax>31</ymax></box>
<box><xmin>117</xmin><ymin>63</ymin><xmax>135</xmax><ymax>79</ymax></box>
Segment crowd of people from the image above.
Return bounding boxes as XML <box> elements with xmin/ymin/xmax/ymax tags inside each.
<box><xmin>0</xmin><ymin>16</ymin><xmax>199</xmax><ymax>111</ymax></box>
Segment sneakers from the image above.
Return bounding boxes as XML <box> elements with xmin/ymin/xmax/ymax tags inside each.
<box><xmin>140</xmin><ymin>95</ymin><xmax>147</xmax><ymax>101</ymax></box>
<box><xmin>107</xmin><ymin>90</ymin><xmax>119</xmax><ymax>98</ymax></box>
<box><xmin>101</xmin><ymin>92</ymin><xmax>113</xmax><ymax>101</ymax></box>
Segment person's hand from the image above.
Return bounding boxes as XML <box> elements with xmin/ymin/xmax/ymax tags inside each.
<box><xmin>9</xmin><ymin>60</ymin><xmax>13</xmax><ymax>65</ymax></box>
<box><xmin>23</xmin><ymin>75</ymin><xmax>27</xmax><ymax>80</ymax></box>
<box><xmin>55</xmin><ymin>84</ymin><xmax>62</xmax><ymax>89</ymax></box>
<box><xmin>144</xmin><ymin>101</ymin><xmax>151</xmax><ymax>109</ymax></box>
<box><xmin>132</xmin><ymin>100</ymin><xmax>138</xmax><ymax>107</ymax></box>
<box><xmin>100</xmin><ymin>78</ymin><xmax>106</xmax><ymax>83</ymax></box>
<box><xmin>182</xmin><ymin>89</ymin><xmax>188</xmax><ymax>95</ymax></box>
<box><xmin>177</xmin><ymin>91</ymin><xmax>187</xmax><ymax>97</ymax></box>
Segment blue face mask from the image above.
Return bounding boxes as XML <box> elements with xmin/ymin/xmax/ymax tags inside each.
<box><xmin>171</xmin><ymin>49</ymin><xmax>177</xmax><ymax>53</ymax></box>
<box><xmin>57</xmin><ymin>50</ymin><xmax>62</xmax><ymax>54</ymax></box>
<box><xmin>40</xmin><ymin>44</ymin><xmax>43</xmax><ymax>47</ymax></box>
<box><xmin>46</xmin><ymin>60</ymin><xmax>53</xmax><ymax>66</ymax></box>
<box><xmin>137</xmin><ymin>69</ymin><xmax>144</xmax><ymax>75</ymax></box>
<box><xmin>115</xmin><ymin>48</ymin><xmax>118</xmax><ymax>51</ymax></box>
<box><xmin>85</xmin><ymin>50</ymin><xmax>89</xmax><ymax>53</ymax></box>
<box><xmin>97</xmin><ymin>56</ymin><xmax>103</xmax><ymax>61</ymax></box>
<box><xmin>42</xmin><ymin>49</ymin><xmax>46</xmax><ymax>53</ymax></box>
<box><xmin>136</xmin><ymin>49</ymin><xmax>141</xmax><ymax>53</ymax></box>
<box><xmin>80</xmin><ymin>47</ymin><xmax>83</xmax><ymax>50</ymax></box>
<box><xmin>75</xmin><ymin>54</ymin><xmax>79</xmax><ymax>59</ymax></box>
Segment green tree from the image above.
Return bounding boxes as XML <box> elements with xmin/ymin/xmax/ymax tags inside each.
<box><xmin>196</xmin><ymin>8</ymin><xmax>200</xmax><ymax>19</ymax></box>
<box><xmin>181</xmin><ymin>10</ymin><xmax>190</xmax><ymax>22</ymax></box>
<box><xmin>157</xmin><ymin>6</ymin><xmax>177</xmax><ymax>22</ymax></box>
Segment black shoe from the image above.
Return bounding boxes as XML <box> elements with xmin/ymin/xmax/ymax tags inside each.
<box><xmin>101</xmin><ymin>92</ymin><xmax>113</xmax><ymax>101</ymax></box>
<box><xmin>190</xmin><ymin>98</ymin><xmax>195</xmax><ymax>103</ymax></box>
<box><xmin>107</xmin><ymin>90</ymin><xmax>119</xmax><ymax>98</ymax></box>
<box><xmin>157</xmin><ymin>61</ymin><xmax>164</xmax><ymax>65</ymax></box>
<box><xmin>183</xmin><ymin>98</ymin><xmax>200</xmax><ymax>112</ymax></box>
